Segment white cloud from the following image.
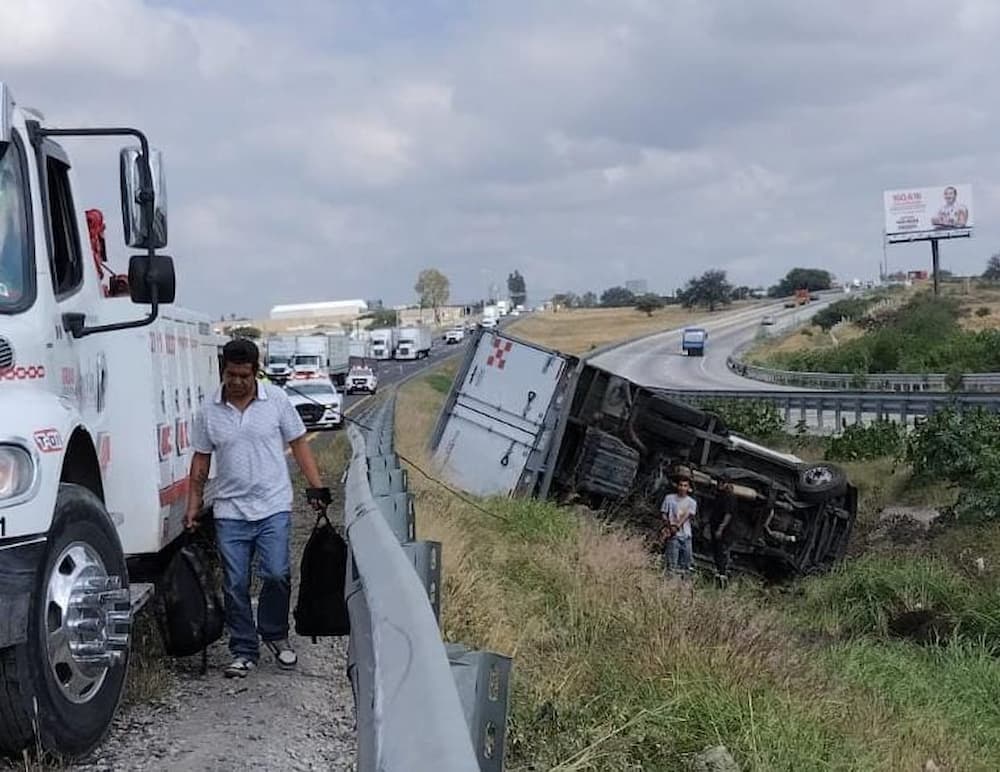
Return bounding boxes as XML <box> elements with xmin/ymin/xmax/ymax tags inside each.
<box><xmin>1</xmin><ymin>0</ymin><xmax>999</xmax><ymax>316</ymax></box>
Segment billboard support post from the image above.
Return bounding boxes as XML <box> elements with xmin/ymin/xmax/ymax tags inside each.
<box><xmin>931</xmin><ymin>239</ymin><xmax>940</xmax><ymax>297</ymax></box>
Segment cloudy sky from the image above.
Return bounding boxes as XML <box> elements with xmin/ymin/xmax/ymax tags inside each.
<box><xmin>2</xmin><ymin>0</ymin><xmax>999</xmax><ymax>318</ymax></box>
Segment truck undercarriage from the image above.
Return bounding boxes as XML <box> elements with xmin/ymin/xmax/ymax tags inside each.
<box><xmin>550</xmin><ymin>367</ymin><xmax>857</xmax><ymax>577</ymax></box>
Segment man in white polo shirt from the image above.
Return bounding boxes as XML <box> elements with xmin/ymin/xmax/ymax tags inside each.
<box><xmin>185</xmin><ymin>338</ymin><xmax>330</xmax><ymax>678</ymax></box>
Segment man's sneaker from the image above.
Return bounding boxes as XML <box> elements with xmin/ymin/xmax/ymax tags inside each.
<box><xmin>224</xmin><ymin>657</ymin><xmax>256</xmax><ymax>679</ymax></box>
<box><xmin>264</xmin><ymin>639</ymin><xmax>297</xmax><ymax>669</ymax></box>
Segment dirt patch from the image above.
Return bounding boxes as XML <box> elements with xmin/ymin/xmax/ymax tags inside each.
<box><xmin>888</xmin><ymin>608</ymin><xmax>955</xmax><ymax>646</ymax></box>
<box><xmin>68</xmin><ymin>434</ymin><xmax>356</xmax><ymax>772</ymax></box>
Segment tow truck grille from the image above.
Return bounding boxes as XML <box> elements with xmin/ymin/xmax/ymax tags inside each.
<box><xmin>295</xmin><ymin>404</ymin><xmax>325</xmax><ymax>423</ymax></box>
<box><xmin>0</xmin><ymin>337</ymin><xmax>12</xmax><ymax>370</ymax></box>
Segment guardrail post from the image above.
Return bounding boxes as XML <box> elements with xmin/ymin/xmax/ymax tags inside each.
<box><xmin>403</xmin><ymin>540</ymin><xmax>443</xmax><ymax>621</ymax></box>
<box><xmin>446</xmin><ymin>643</ymin><xmax>513</xmax><ymax>772</ymax></box>
<box><xmin>375</xmin><ymin>491</ymin><xmax>416</xmax><ymax>543</ymax></box>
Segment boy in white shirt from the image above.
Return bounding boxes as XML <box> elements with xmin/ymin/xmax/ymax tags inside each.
<box><xmin>661</xmin><ymin>466</ymin><xmax>697</xmax><ymax>577</ymax></box>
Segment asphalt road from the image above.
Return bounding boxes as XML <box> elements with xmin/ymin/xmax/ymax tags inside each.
<box><xmin>590</xmin><ymin>294</ymin><xmax>844</xmax><ymax>392</ymax></box>
<box><xmin>341</xmin><ymin>333</ymin><xmax>468</xmax><ymax>414</ymax></box>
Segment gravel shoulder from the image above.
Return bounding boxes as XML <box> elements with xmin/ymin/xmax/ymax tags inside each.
<box><xmin>71</xmin><ymin>432</ymin><xmax>356</xmax><ymax>772</ymax></box>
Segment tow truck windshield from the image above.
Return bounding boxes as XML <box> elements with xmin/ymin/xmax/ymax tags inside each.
<box><xmin>0</xmin><ymin>140</ymin><xmax>30</xmax><ymax>313</ymax></box>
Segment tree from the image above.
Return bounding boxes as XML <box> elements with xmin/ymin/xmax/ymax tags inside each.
<box><xmin>415</xmin><ymin>268</ymin><xmax>450</xmax><ymax>323</ymax></box>
<box><xmin>634</xmin><ymin>293</ymin><xmax>665</xmax><ymax>317</ymax></box>
<box><xmin>552</xmin><ymin>292</ymin><xmax>579</xmax><ymax>309</ymax></box>
<box><xmin>363</xmin><ymin>308</ymin><xmax>399</xmax><ymax>328</ymax></box>
<box><xmin>580</xmin><ymin>291</ymin><xmax>599</xmax><ymax>308</ymax></box>
<box><xmin>983</xmin><ymin>254</ymin><xmax>1000</xmax><ymax>280</ymax></box>
<box><xmin>769</xmin><ymin>268</ymin><xmax>833</xmax><ymax>297</ymax></box>
<box><xmin>679</xmin><ymin>269</ymin><xmax>734</xmax><ymax>312</ymax></box>
<box><xmin>600</xmin><ymin>286</ymin><xmax>636</xmax><ymax>307</ymax></box>
<box><xmin>507</xmin><ymin>270</ymin><xmax>527</xmax><ymax>307</ymax></box>
<box><xmin>731</xmin><ymin>285</ymin><xmax>752</xmax><ymax>301</ymax></box>
<box><xmin>226</xmin><ymin>326</ymin><xmax>261</xmax><ymax>340</ymax></box>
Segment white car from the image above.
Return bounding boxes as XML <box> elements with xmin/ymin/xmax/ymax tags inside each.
<box><xmin>346</xmin><ymin>365</ymin><xmax>378</xmax><ymax>394</ymax></box>
<box><xmin>444</xmin><ymin>327</ymin><xmax>466</xmax><ymax>344</ymax></box>
<box><xmin>284</xmin><ymin>379</ymin><xmax>343</xmax><ymax>430</ymax></box>
<box><xmin>761</xmin><ymin>315</ymin><xmax>775</xmax><ymax>326</ymax></box>
<box><xmin>479</xmin><ymin>317</ymin><xmax>498</xmax><ymax>329</ymax></box>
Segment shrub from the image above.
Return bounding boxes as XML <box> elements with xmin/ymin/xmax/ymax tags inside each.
<box><xmin>699</xmin><ymin>399</ymin><xmax>784</xmax><ymax>443</ymax></box>
<box><xmin>976</xmin><ymin>307</ymin><xmax>991</xmax><ymax>317</ymax></box>
<box><xmin>824</xmin><ymin>420</ymin><xmax>906</xmax><ymax>462</ymax></box>
<box><xmin>905</xmin><ymin>408</ymin><xmax>1000</xmax><ymax>520</ymax></box>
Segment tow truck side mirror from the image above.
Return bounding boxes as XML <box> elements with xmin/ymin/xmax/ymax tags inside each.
<box><xmin>120</xmin><ymin>146</ymin><xmax>168</xmax><ymax>249</ymax></box>
<box><xmin>128</xmin><ymin>255</ymin><xmax>176</xmax><ymax>304</ymax></box>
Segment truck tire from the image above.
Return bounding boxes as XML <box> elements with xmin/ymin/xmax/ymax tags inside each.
<box><xmin>0</xmin><ymin>484</ymin><xmax>130</xmax><ymax>758</ymax></box>
<box><xmin>797</xmin><ymin>463</ymin><xmax>848</xmax><ymax>503</ymax></box>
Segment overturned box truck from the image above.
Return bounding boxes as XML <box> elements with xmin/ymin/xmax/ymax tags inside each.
<box><xmin>0</xmin><ymin>85</ymin><xmax>225</xmax><ymax>758</ymax></box>
<box><xmin>431</xmin><ymin>330</ymin><xmax>857</xmax><ymax>577</ymax></box>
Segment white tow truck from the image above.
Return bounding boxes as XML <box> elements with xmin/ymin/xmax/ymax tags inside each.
<box><xmin>0</xmin><ymin>85</ymin><xmax>224</xmax><ymax>758</ymax></box>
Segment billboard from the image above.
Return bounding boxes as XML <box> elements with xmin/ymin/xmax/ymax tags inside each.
<box><xmin>883</xmin><ymin>184</ymin><xmax>973</xmax><ymax>239</ymax></box>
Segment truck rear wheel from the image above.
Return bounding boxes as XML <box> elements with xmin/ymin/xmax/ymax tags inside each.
<box><xmin>0</xmin><ymin>484</ymin><xmax>130</xmax><ymax>758</ymax></box>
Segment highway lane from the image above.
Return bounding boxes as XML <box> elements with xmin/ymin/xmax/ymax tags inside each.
<box><xmin>589</xmin><ymin>294</ymin><xmax>842</xmax><ymax>391</ymax></box>
<box><xmin>342</xmin><ymin>334</ymin><xmax>468</xmax><ymax>415</ymax></box>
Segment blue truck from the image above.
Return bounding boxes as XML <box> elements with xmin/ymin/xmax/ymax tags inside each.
<box><xmin>682</xmin><ymin>327</ymin><xmax>708</xmax><ymax>356</ymax></box>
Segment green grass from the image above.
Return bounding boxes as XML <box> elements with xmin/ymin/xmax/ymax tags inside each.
<box><xmin>425</xmin><ymin>372</ymin><xmax>454</xmax><ymax>395</ymax></box>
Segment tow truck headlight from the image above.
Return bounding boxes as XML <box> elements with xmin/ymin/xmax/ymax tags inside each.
<box><xmin>0</xmin><ymin>444</ymin><xmax>34</xmax><ymax>500</ymax></box>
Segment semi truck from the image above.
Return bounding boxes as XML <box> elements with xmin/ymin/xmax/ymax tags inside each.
<box><xmin>395</xmin><ymin>325</ymin><xmax>432</xmax><ymax>360</ymax></box>
<box><xmin>370</xmin><ymin>327</ymin><xmax>398</xmax><ymax>360</ymax></box>
<box><xmin>681</xmin><ymin>327</ymin><xmax>707</xmax><ymax>356</ymax></box>
<box><xmin>263</xmin><ymin>334</ymin><xmax>296</xmax><ymax>383</ymax></box>
<box><xmin>430</xmin><ymin>329</ymin><xmax>857</xmax><ymax>579</ymax></box>
<box><xmin>0</xmin><ymin>84</ymin><xmax>227</xmax><ymax>757</ymax></box>
<box><xmin>290</xmin><ymin>333</ymin><xmax>349</xmax><ymax>385</ymax></box>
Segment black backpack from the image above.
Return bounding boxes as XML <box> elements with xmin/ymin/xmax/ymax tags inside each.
<box><xmin>294</xmin><ymin>513</ymin><xmax>351</xmax><ymax>640</ymax></box>
<box><xmin>156</xmin><ymin>535</ymin><xmax>225</xmax><ymax>669</ymax></box>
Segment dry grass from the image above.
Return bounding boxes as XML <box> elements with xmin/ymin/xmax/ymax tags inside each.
<box><xmin>747</xmin><ymin>322</ymin><xmax>867</xmax><ymax>364</ymax></box>
<box><xmin>395</xmin><ymin>368</ymin><xmax>998</xmax><ymax>771</ymax></box>
<box><xmin>945</xmin><ymin>282</ymin><xmax>1000</xmax><ymax>332</ymax></box>
<box><xmin>508</xmin><ymin>303</ymin><xmax>759</xmax><ymax>356</ymax></box>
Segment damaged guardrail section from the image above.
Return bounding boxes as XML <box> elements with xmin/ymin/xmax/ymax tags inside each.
<box><xmin>344</xmin><ymin>397</ymin><xmax>512</xmax><ymax>772</ymax></box>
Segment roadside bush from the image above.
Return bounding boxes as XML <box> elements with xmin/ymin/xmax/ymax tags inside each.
<box><xmin>905</xmin><ymin>408</ymin><xmax>1000</xmax><ymax>520</ymax></box>
<box><xmin>700</xmin><ymin>399</ymin><xmax>784</xmax><ymax>443</ymax></box>
<box><xmin>772</xmin><ymin>296</ymin><xmax>1000</xmax><ymax>374</ymax></box>
<box><xmin>977</xmin><ymin>306</ymin><xmax>992</xmax><ymax>317</ymax></box>
<box><xmin>811</xmin><ymin>296</ymin><xmax>880</xmax><ymax>331</ymax></box>
<box><xmin>824</xmin><ymin>420</ymin><xmax>906</xmax><ymax>462</ymax></box>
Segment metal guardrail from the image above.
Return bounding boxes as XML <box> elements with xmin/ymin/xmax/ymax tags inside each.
<box><xmin>344</xmin><ymin>397</ymin><xmax>512</xmax><ymax>772</ymax></box>
<box><xmin>664</xmin><ymin>387</ymin><xmax>1000</xmax><ymax>428</ymax></box>
<box><xmin>725</xmin><ymin>354</ymin><xmax>1000</xmax><ymax>393</ymax></box>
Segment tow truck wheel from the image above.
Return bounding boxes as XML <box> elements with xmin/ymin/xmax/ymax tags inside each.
<box><xmin>0</xmin><ymin>484</ymin><xmax>130</xmax><ymax>758</ymax></box>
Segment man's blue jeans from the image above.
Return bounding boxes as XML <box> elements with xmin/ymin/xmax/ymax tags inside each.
<box><xmin>215</xmin><ymin>511</ymin><xmax>292</xmax><ymax>661</ymax></box>
<box><xmin>664</xmin><ymin>535</ymin><xmax>693</xmax><ymax>574</ymax></box>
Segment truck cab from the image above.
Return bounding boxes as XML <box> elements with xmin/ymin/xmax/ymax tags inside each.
<box><xmin>681</xmin><ymin>327</ymin><xmax>707</xmax><ymax>356</ymax></box>
<box><xmin>0</xmin><ymin>84</ymin><xmax>216</xmax><ymax>758</ymax></box>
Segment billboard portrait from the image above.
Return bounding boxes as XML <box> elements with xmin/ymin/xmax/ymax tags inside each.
<box><xmin>883</xmin><ymin>184</ymin><xmax>973</xmax><ymax>238</ymax></box>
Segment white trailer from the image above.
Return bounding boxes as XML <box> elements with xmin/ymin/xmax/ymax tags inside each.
<box><xmin>370</xmin><ymin>327</ymin><xmax>398</xmax><ymax>360</ymax></box>
<box><xmin>0</xmin><ymin>84</ymin><xmax>226</xmax><ymax>758</ymax></box>
<box><xmin>263</xmin><ymin>334</ymin><xmax>296</xmax><ymax>383</ymax></box>
<box><xmin>323</xmin><ymin>332</ymin><xmax>350</xmax><ymax>386</ymax></box>
<box><xmin>395</xmin><ymin>326</ymin><xmax>432</xmax><ymax>360</ymax></box>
